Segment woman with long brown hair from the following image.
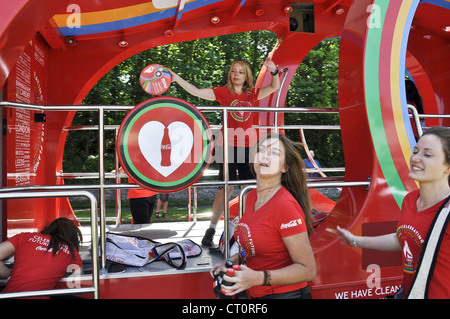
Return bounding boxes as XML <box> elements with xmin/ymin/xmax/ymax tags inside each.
<box><xmin>0</xmin><ymin>217</ymin><xmax>83</xmax><ymax>294</ymax></box>
<box><xmin>210</xmin><ymin>132</ymin><xmax>316</xmax><ymax>299</ymax></box>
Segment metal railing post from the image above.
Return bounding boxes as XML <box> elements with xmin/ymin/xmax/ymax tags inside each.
<box><xmin>222</xmin><ymin>107</ymin><xmax>230</xmax><ymax>258</ymax></box>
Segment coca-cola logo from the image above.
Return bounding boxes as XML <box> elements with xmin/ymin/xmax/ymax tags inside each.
<box><xmin>138</xmin><ymin>121</ymin><xmax>193</xmax><ymax>177</ymax></box>
<box><xmin>280</xmin><ymin>218</ymin><xmax>303</xmax><ymax>230</ymax></box>
<box><xmin>161</xmin><ymin>144</ymin><xmax>171</xmax><ymax>150</ymax></box>
<box><xmin>117</xmin><ymin>97</ymin><xmax>212</xmax><ymax>192</ymax></box>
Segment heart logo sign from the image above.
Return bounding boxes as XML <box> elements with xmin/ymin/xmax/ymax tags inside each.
<box><xmin>138</xmin><ymin>121</ymin><xmax>193</xmax><ymax>177</ymax></box>
<box><xmin>117</xmin><ymin>97</ymin><xmax>212</xmax><ymax>192</ymax></box>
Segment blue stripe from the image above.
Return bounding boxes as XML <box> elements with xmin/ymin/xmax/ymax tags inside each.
<box><xmin>60</xmin><ymin>9</ymin><xmax>176</xmax><ymax>36</ymax></box>
<box><xmin>400</xmin><ymin>0</ymin><xmax>421</xmax><ymax>148</ymax></box>
<box><xmin>420</xmin><ymin>0</ymin><xmax>450</xmax><ymax>9</ymax></box>
<box><xmin>60</xmin><ymin>0</ymin><xmax>223</xmax><ymax>36</ymax></box>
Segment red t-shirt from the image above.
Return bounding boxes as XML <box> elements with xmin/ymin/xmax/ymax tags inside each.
<box><xmin>127</xmin><ymin>180</ymin><xmax>157</xmax><ymax>199</ymax></box>
<box><xmin>234</xmin><ymin>187</ymin><xmax>308</xmax><ymax>298</ymax></box>
<box><xmin>397</xmin><ymin>190</ymin><xmax>450</xmax><ymax>298</ymax></box>
<box><xmin>212</xmin><ymin>86</ymin><xmax>260</xmax><ymax>147</ymax></box>
<box><xmin>2</xmin><ymin>232</ymin><xmax>82</xmax><ymax>293</ymax></box>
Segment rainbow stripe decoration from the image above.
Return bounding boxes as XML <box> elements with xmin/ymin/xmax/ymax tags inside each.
<box><xmin>364</xmin><ymin>0</ymin><xmax>421</xmax><ymax>207</ymax></box>
<box><xmin>52</xmin><ymin>0</ymin><xmax>223</xmax><ymax>37</ymax></box>
<box><xmin>229</xmin><ymin>100</ymin><xmax>252</xmax><ymax>122</ymax></box>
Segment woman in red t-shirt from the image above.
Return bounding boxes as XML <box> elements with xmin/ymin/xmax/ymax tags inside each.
<box><xmin>337</xmin><ymin>126</ymin><xmax>450</xmax><ymax>298</ymax></box>
<box><xmin>0</xmin><ymin>217</ymin><xmax>83</xmax><ymax>295</ymax></box>
<box><xmin>169</xmin><ymin>59</ymin><xmax>280</xmax><ymax>247</ymax></box>
<box><xmin>210</xmin><ymin>133</ymin><xmax>316</xmax><ymax>299</ymax></box>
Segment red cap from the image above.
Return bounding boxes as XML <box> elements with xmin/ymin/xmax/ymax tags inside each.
<box><xmin>226</xmin><ymin>268</ymin><xmax>235</xmax><ymax>276</ymax></box>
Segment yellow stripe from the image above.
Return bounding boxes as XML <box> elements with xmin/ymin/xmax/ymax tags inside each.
<box><xmin>390</xmin><ymin>0</ymin><xmax>413</xmax><ymax>170</ymax></box>
<box><xmin>52</xmin><ymin>1</ymin><xmax>194</xmax><ymax>27</ymax></box>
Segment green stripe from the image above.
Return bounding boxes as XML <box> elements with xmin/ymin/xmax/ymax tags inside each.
<box><xmin>122</xmin><ymin>102</ymin><xmax>209</xmax><ymax>187</ymax></box>
<box><xmin>364</xmin><ymin>0</ymin><xmax>405</xmax><ymax>207</ymax></box>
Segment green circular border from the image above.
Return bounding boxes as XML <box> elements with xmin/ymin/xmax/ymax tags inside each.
<box><xmin>118</xmin><ymin>98</ymin><xmax>212</xmax><ymax>191</ymax></box>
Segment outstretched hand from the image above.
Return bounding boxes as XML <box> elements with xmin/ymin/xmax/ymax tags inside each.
<box><xmin>167</xmin><ymin>68</ymin><xmax>179</xmax><ymax>82</ymax></box>
<box><xmin>336</xmin><ymin>226</ymin><xmax>356</xmax><ymax>247</ymax></box>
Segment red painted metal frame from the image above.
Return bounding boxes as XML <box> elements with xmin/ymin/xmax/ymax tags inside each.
<box><xmin>1</xmin><ymin>0</ymin><xmax>449</xmax><ymax>299</ymax></box>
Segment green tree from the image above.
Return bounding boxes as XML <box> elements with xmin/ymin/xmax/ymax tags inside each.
<box><xmin>63</xmin><ymin>33</ymin><xmax>343</xmax><ymax>178</ymax></box>
<box><xmin>285</xmin><ymin>38</ymin><xmax>343</xmax><ymax>174</ymax></box>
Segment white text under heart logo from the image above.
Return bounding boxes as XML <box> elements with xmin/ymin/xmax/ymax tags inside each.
<box><xmin>138</xmin><ymin>121</ymin><xmax>193</xmax><ymax>177</ymax></box>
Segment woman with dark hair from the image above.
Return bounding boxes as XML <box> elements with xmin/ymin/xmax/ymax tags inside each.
<box><xmin>0</xmin><ymin>217</ymin><xmax>83</xmax><ymax>294</ymax></box>
<box><xmin>210</xmin><ymin>133</ymin><xmax>316</xmax><ymax>299</ymax></box>
<box><xmin>338</xmin><ymin>127</ymin><xmax>450</xmax><ymax>298</ymax></box>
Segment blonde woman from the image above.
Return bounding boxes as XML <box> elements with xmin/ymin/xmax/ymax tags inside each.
<box><xmin>169</xmin><ymin>59</ymin><xmax>280</xmax><ymax>247</ymax></box>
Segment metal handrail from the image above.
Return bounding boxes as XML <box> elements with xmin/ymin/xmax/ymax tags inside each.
<box><xmin>408</xmin><ymin>105</ymin><xmax>423</xmax><ymax>138</ymax></box>
<box><xmin>256</xmin><ymin>124</ymin><xmax>340</xmax><ymax>130</ymax></box>
<box><xmin>2</xmin><ymin>100</ymin><xmax>447</xmax><ymax>118</ymax></box>
<box><xmin>56</xmin><ymin>168</ymin><xmax>345</xmax><ymax>179</ymax></box>
<box><xmin>0</xmin><ymin>190</ymin><xmax>99</xmax><ymax>299</ymax></box>
<box><xmin>0</xmin><ymin>101</ymin><xmax>362</xmax><ymax>259</ymax></box>
<box><xmin>413</xmin><ymin>114</ymin><xmax>450</xmax><ymax>119</ymax></box>
<box><xmin>1</xmin><ymin>96</ymin><xmax>446</xmax><ymax>294</ymax></box>
<box><xmin>0</xmin><ymin>101</ymin><xmax>339</xmax><ymax>113</ymax></box>
<box><xmin>0</xmin><ymin>179</ymin><xmax>369</xmax><ymax>193</ymax></box>
<box><xmin>236</xmin><ymin>180</ymin><xmax>371</xmax><ymax>220</ymax></box>
<box><xmin>239</xmin><ymin>185</ymin><xmax>256</xmax><ymax>219</ymax></box>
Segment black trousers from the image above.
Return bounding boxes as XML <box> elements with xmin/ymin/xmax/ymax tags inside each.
<box><xmin>129</xmin><ymin>196</ymin><xmax>156</xmax><ymax>224</ymax></box>
<box><xmin>254</xmin><ymin>286</ymin><xmax>312</xmax><ymax>299</ymax></box>
<box><xmin>217</xmin><ymin>146</ymin><xmax>253</xmax><ymax>181</ymax></box>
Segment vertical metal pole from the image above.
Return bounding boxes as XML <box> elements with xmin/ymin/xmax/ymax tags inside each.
<box><xmin>114</xmin><ymin>127</ymin><xmax>122</xmax><ymax>226</ymax></box>
<box><xmin>408</xmin><ymin>105</ymin><xmax>423</xmax><ymax>138</ymax></box>
<box><xmin>223</xmin><ymin>107</ymin><xmax>230</xmax><ymax>258</ymax></box>
<box><xmin>274</xmin><ymin>68</ymin><xmax>289</xmax><ymax>133</ymax></box>
<box><xmin>188</xmin><ymin>186</ymin><xmax>192</xmax><ymax>222</ymax></box>
<box><xmin>239</xmin><ymin>185</ymin><xmax>256</xmax><ymax>218</ymax></box>
<box><xmin>98</xmin><ymin>108</ymin><xmax>106</xmax><ymax>270</ymax></box>
<box><xmin>88</xmin><ymin>193</ymin><xmax>100</xmax><ymax>299</ymax></box>
<box><xmin>193</xmin><ymin>187</ymin><xmax>198</xmax><ymax>223</ymax></box>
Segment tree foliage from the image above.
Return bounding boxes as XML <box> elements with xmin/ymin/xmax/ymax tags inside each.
<box><xmin>285</xmin><ymin>38</ymin><xmax>343</xmax><ymax>173</ymax></box>
<box><xmin>63</xmin><ymin>32</ymin><xmax>343</xmax><ymax>178</ymax></box>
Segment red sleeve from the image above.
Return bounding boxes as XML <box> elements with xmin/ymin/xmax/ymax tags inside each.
<box><xmin>212</xmin><ymin>86</ymin><xmax>229</xmax><ymax>105</ymax></box>
<box><xmin>252</xmin><ymin>88</ymin><xmax>261</xmax><ymax>101</ymax></box>
<box><xmin>6</xmin><ymin>233</ymin><xmax>24</xmax><ymax>249</ymax></box>
<box><xmin>274</xmin><ymin>196</ymin><xmax>307</xmax><ymax>237</ymax></box>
